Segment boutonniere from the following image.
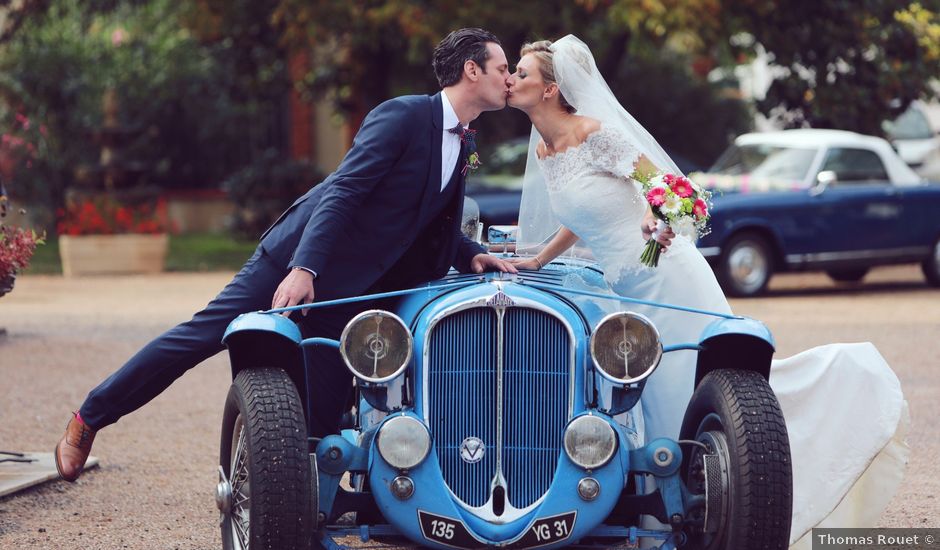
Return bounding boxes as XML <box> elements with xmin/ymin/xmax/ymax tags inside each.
<box><xmin>457</xmin><ymin>128</ymin><xmax>482</xmax><ymax>175</ymax></box>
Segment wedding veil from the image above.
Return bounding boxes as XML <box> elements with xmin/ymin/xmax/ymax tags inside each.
<box><xmin>516</xmin><ymin>35</ymin><xmax>684</xmax><ymax>252</ymax></box>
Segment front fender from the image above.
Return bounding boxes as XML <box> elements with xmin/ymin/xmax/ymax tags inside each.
<box><xmin>223</xmin><ymin>312</ymin><xmax>306</xmax><ymax>401</ymax></box>
<box><xmin>694</xmin><ymin>317</ymin><xmax>775</xmax><ymax>386</ymax></box>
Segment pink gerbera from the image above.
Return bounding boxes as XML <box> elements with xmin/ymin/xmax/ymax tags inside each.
<box><xmin>646</xmin><ymin>187</ymin><xmax>667</xmax><ymax>207</ymax></box>
<box><xmin>670</xmin><ymin>176</ymin><xmax>694</xmax><ymax>198</ymax></box>
<box><xmin>693</xmin><ymin>198</ymin><xmax>708</xmax><ymax>219</ymax></box>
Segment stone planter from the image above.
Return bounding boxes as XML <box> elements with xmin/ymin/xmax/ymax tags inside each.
<box><xmin>59</xmin><ymin>233</ymin><xmax>168</xmax><ymax>277</ymax></box>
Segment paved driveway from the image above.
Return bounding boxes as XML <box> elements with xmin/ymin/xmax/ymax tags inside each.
<box><xmin>0</xmin><ymin>266</ymin><xmax>937</xmax><ymax>548</ymax></box>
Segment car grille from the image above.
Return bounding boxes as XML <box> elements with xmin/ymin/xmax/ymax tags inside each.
<box><xmin>427</xmin><ymin>306</ymin><xmax>571</xmax><ymax>511</ymax></box>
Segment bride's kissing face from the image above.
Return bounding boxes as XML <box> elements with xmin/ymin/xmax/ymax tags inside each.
<box><xmin>507</xmin><ymin>54</ymin><xmax>545</xmax><ymax>111</ymax></box>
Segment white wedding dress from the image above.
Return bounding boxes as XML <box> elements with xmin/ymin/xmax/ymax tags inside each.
<box><xmin>536</xmin><ymin>123</ymin><xmax>910</xmax><ymax>547</ymax></box>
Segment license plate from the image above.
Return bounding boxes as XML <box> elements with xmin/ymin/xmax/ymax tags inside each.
<box><xmin>510</xmin><ymin>511</ymin><xmax>577</xmax><ymax>549</ymax></box>
<box><xmin>417</xmin><ymin>510</ymin><xmax>577</xmax><ymax>549</ymax></box>
<box><xmin>418</xmin><ymin>511</ymin><xmax>481</xmax><ymax>548</ymax></box>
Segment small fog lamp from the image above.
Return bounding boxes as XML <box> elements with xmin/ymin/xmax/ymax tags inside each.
<box><xmin>340</xmin><ymin>310</ymin><xmax>413</xmax><ymax>383</ymax></box>
<box><xmin>377</xmin><ymin>416</ymin><xmax>431</xmax><ymax>470</ymax></box>
<box><xmin>577</xmin><ymin>477</ymin><xmax>600</xmax><ymax>501</ymax></box>
<box><xmin>563</xmin><ymin>414</ymin><xmax>617</xmax><ymax>469</ymax></box>
<box><xmin>391</xmin><ymin>476</ymin><xmax>415</xmax><ymax>500</ymax></box>
<box><xmin>590</xmin><ymin>312</ymin><xmax>662</xmax><ymax>384</ymax></box>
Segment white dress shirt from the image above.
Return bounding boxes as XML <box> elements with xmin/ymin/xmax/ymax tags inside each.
<box><xmin>440</xmin><ymin>90</ymin><xmax>465</xmax><ymax>191</ymax></box>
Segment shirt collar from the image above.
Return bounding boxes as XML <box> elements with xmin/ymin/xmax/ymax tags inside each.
<box><xmin>441</xmin><ymin>90</ymin><xmax>463</xmax><ymax>132</ymax></box>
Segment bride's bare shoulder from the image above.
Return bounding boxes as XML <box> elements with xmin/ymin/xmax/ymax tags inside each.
<box><xmin>574</xmin><ymin>117</ymin><xmax>602</xmax><ymax>142</ymax></box>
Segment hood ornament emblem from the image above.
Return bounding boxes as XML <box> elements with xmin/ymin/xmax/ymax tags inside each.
<box><xmin>486</xmin><ymin>291</ymin><xmax>514</xmax><ymax>308</ymax></box>
<box><xmin>459</xmin><ymin>437</ymin><xmax>485</xmax><ymax>463</ymax></box>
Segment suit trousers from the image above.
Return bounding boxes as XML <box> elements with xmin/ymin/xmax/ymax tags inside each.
<box><xmin>79</xmin><ymin>245</ymin><xmax>359</xmax><ymax>437</ymax></box>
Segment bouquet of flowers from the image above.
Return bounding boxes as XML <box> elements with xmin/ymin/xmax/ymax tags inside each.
<box><xmin>634</xmin><ymin>170</ymin><xmax>711</xmax><ymax>268</ymax></box>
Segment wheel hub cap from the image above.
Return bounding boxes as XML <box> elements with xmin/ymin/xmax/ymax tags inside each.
<box><xmin>216</xmin><ymin>466</ymin><xmax>233</xmax><ymax>515</ymax></box>
<box><xmin>729</xmin><ymin>246</ymin><xmax>767</xmax><ymax>290</ymax></box>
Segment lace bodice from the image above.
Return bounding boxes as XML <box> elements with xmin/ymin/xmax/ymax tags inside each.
<box><xmin>537</xmin><ymin>124</ymin><xmax>694</xmax><ymax>283</ymax></box>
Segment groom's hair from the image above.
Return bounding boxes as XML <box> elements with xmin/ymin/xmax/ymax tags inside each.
<box><xmin>433</xmin><ymin>28</ymin><xmax>500</xmax><ymax>88</ymax></box>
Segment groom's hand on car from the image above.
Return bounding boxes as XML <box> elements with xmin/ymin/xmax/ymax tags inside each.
<box><xmin>471</xmin><ymin>253</ymin><xmax>519</xmax><ymax>274</ymax></box>
<box><xmin>272</xmin><ymin>267</ymin><xmax>316</xmax><ymax>317</ymax></box>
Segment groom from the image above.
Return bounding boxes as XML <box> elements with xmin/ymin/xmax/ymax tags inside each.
<box><xmin>55</xmin><ymin>27</ymin><xmax>518</xmax><ymax>482</ymax></box>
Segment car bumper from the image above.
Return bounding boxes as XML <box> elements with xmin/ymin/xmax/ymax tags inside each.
<box><xmin>368</xmin><ymin>413</ymin><xmax>630</xmax><ymax>550</ymax></box>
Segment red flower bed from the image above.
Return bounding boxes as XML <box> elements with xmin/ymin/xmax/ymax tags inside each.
<box><xmin>56</xmin><ymin>196</ymin><xmax>171</xmax><ymax>236</ymax></box>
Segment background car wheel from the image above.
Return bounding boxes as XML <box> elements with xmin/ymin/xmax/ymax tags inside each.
<box><xmin>922</xmin><ymin>237</ymin><xmax>940</xmax><ymax>287</ymax></box>
<box><xmin>826</xmin><ymin>268</ymin><xmax>869</xmax><ymax>283</ymax></box>
<box><xmin>716</xmin><ymin>233</ymin><xmax>773</xmax><ymax>297</ymax></box>
<box><xmin>679</xmin><ymin>369</ymin><xmax>792</xmax><ymax>550</ymax></box>
<box><xmin>219</xmin><ymin>368</ymin><xmax>313</xmax><ymax>550</ymax></box>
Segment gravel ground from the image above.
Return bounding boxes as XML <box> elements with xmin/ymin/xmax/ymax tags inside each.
<box><xmin>0</xmin><ymin>265</ymin><xmax>937</xmax><ymax>549</ymax></box>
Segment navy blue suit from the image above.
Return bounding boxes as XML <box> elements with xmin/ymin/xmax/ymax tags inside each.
<box><xmin>79</xmin><ymin>93</ymin><xmax>485</xmax><ymax>434</ymax></box>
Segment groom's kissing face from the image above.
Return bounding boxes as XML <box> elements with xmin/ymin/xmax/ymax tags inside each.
<box><xmin>481</xmin><ymin>42</ymin><xmax>510</xmax><ymax>109</ymax></box>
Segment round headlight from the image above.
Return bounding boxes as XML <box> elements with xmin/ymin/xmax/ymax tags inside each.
<box><xmin>377</xmin><ymin>416</ymin><xmax>431</xmax><ymax>470</ymax></box>
<box><xmin>590</xmin><ymin>311</ymin><xmax>662</xmax><ymax>384</ymax></box>
<box><xmin>340</xmin><ymin>310</ymin><xmax>413</xmax><ymax>383</ymax></box>
<box><xmin>563</xmin><ymin>414</ymin><xmax>617</xmax><ymax>469</ymax></box>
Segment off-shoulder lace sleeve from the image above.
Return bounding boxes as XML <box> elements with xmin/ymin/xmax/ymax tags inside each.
<box><xmin>588</xmin><ymin>125</ymin><xmax>642</xmax><ymax>179</ymax></box>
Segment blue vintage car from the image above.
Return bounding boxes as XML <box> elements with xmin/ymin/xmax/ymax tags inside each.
<box><xmin>693</xmin><ymin>129</ymin><xmax>940</xmax><ymax>296</ymax></box>
<box><xmin>213</xmin><ymin>227</ymin><xmax>793</xmax><ymax>550</ymax></box>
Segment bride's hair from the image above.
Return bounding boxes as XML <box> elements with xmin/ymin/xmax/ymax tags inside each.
<box><xmin>519</xmin><ymin>40</ymin><xmax>576</xmax><ymax>114</ymax></box>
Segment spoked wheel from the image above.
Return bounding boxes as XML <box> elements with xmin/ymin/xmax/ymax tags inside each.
<box><xmin>218</xmin><ymin>368</ymin><xmax>314</xmax><ymax>550</ymax></box>
<box><xmin>679</xmin><ymin>369</ymin><xmax>792</xmax><ymax>550</ymax></box>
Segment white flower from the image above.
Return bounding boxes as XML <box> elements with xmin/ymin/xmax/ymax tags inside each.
<box><xmin>661</xmin><ymin>193</ymin><xmax>682</xmax><ymax>216</ymax></box>
<box><xmin>672</xmin><ymin>216</ymin><xmax>696</xmax><ymax>237</ymax></box>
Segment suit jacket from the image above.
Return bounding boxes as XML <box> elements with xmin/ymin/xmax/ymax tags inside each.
<box><xmin>259</xmin><ymin>93</ymin><xmax>485</xmax><ymax>301</ymax></box>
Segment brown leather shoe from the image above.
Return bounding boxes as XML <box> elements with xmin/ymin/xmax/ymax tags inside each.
<box><xmin>54</xmin><ymin>412</ymin><xmax>96</xmax><ymax>482</ymax></box>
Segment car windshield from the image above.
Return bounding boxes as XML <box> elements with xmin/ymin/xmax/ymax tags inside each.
<box><xmin>710</xmin><ymin>144</ymin><xmax>817</xmax><ymax>182</ymax></box>
<box><xmin>884</xmin><ymin>106</ymin><xmax>932</xmax><ymax>140</ymax></box>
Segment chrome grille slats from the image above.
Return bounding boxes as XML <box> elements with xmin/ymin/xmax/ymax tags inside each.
<box><xmin>426</xmin><ymin>302</ymin><xmax>572</xmax><ymax>513</ymax></box>
<box><xmin>503</xmin><ymin>308</ymin><xmax>569</xmax><ymax>508</ymax></box>
<box><xmin>427</xmin><ymin>308</ymin><xmax>498</xmax><ymax>507</ymax></box>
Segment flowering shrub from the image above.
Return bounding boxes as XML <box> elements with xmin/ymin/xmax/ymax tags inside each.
<box><xmin>56</xmin><ymin>196</ymin><xmax>171</xmax><ymax>236</ymax></box>
<box><xmin>1</xmin><ymin>224</ymin><xmax>44</xmax><ymax>279</ymax></box>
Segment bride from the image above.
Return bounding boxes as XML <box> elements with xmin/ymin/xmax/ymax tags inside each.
<box><xmin>505</xmin><ymin>35</ymin><xmax>909</xmax><ymax>548</ymax></box>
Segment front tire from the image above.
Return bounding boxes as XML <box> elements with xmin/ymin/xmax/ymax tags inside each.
<box><xmin>679</xmin><ymin>369</ymin><xmax>792</xmax><ymax>550</ymax></box>
<box><xmin>717</xmin><ymin>233</ymin><xmax>774</xmax><ymax>297</ymax></box>
<box><xmin>220</xmin><ymin>368</ymin><xmax>313</xmax><ymax>550</ymax></box>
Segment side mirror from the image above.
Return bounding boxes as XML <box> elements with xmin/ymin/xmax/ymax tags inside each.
<box><xmin>461</xmin><ymin>196</ymin><xmax>483</xmax><ymax>243</ymax></box>
<box><xmin>811</xmin><ymin>170</ymin><xmax>837</xmax><ymax>196</ymax></box>
<box><xmin>487</xmin><ymin>225</ymin><xmax>518</xmax><ymax>253</ymax></box>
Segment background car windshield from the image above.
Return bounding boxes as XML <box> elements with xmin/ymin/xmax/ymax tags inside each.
<box><xmin>466</xmin><ymin>139</ymin><xmax>528</xmax><ymax>191</ymax></box>
<box><xmin>710</xmin><ymin>144</ymin><xmax>817</xmax><ymax>182</ymax></box>
<box><xmin>884</xmin><ymin>106</ymin><xmax>932</xmax><ymax>140</ymax></box>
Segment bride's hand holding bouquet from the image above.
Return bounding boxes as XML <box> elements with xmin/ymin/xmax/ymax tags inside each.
<box><xmin>633</xmin><ymin>169</ymin><xmax>711</xmax><ymax>268</ymax></box>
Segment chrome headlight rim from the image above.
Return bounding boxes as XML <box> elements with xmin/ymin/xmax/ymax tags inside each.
<box><xmin>589</xmin><ymin>311</ymin><xmax>663</xmax><ymax>385</ymax></box>
<box><xmin>563</xmin><ymin>413</ymin><xmax>618</xmax><ymax>470</ymax></box>
<box><xmin>376</xmin><ymin>415</ymin><xmax>431</xmax><ymax>471</ymax></box>
<box><xmin>339</xmin><ymin>309</ymin><xmax>413</xmax><ymax>384</ymax></box>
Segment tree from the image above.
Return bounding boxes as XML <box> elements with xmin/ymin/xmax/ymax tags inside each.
<box><xmin>269</xmin><ymin>0</ymin><xmax>749</xmax><ymax>164</ymax></box>
<box><xmin>706</xmin><ymin>0</ymin><xmax>940</xmax><ymax>135</ymax></box>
